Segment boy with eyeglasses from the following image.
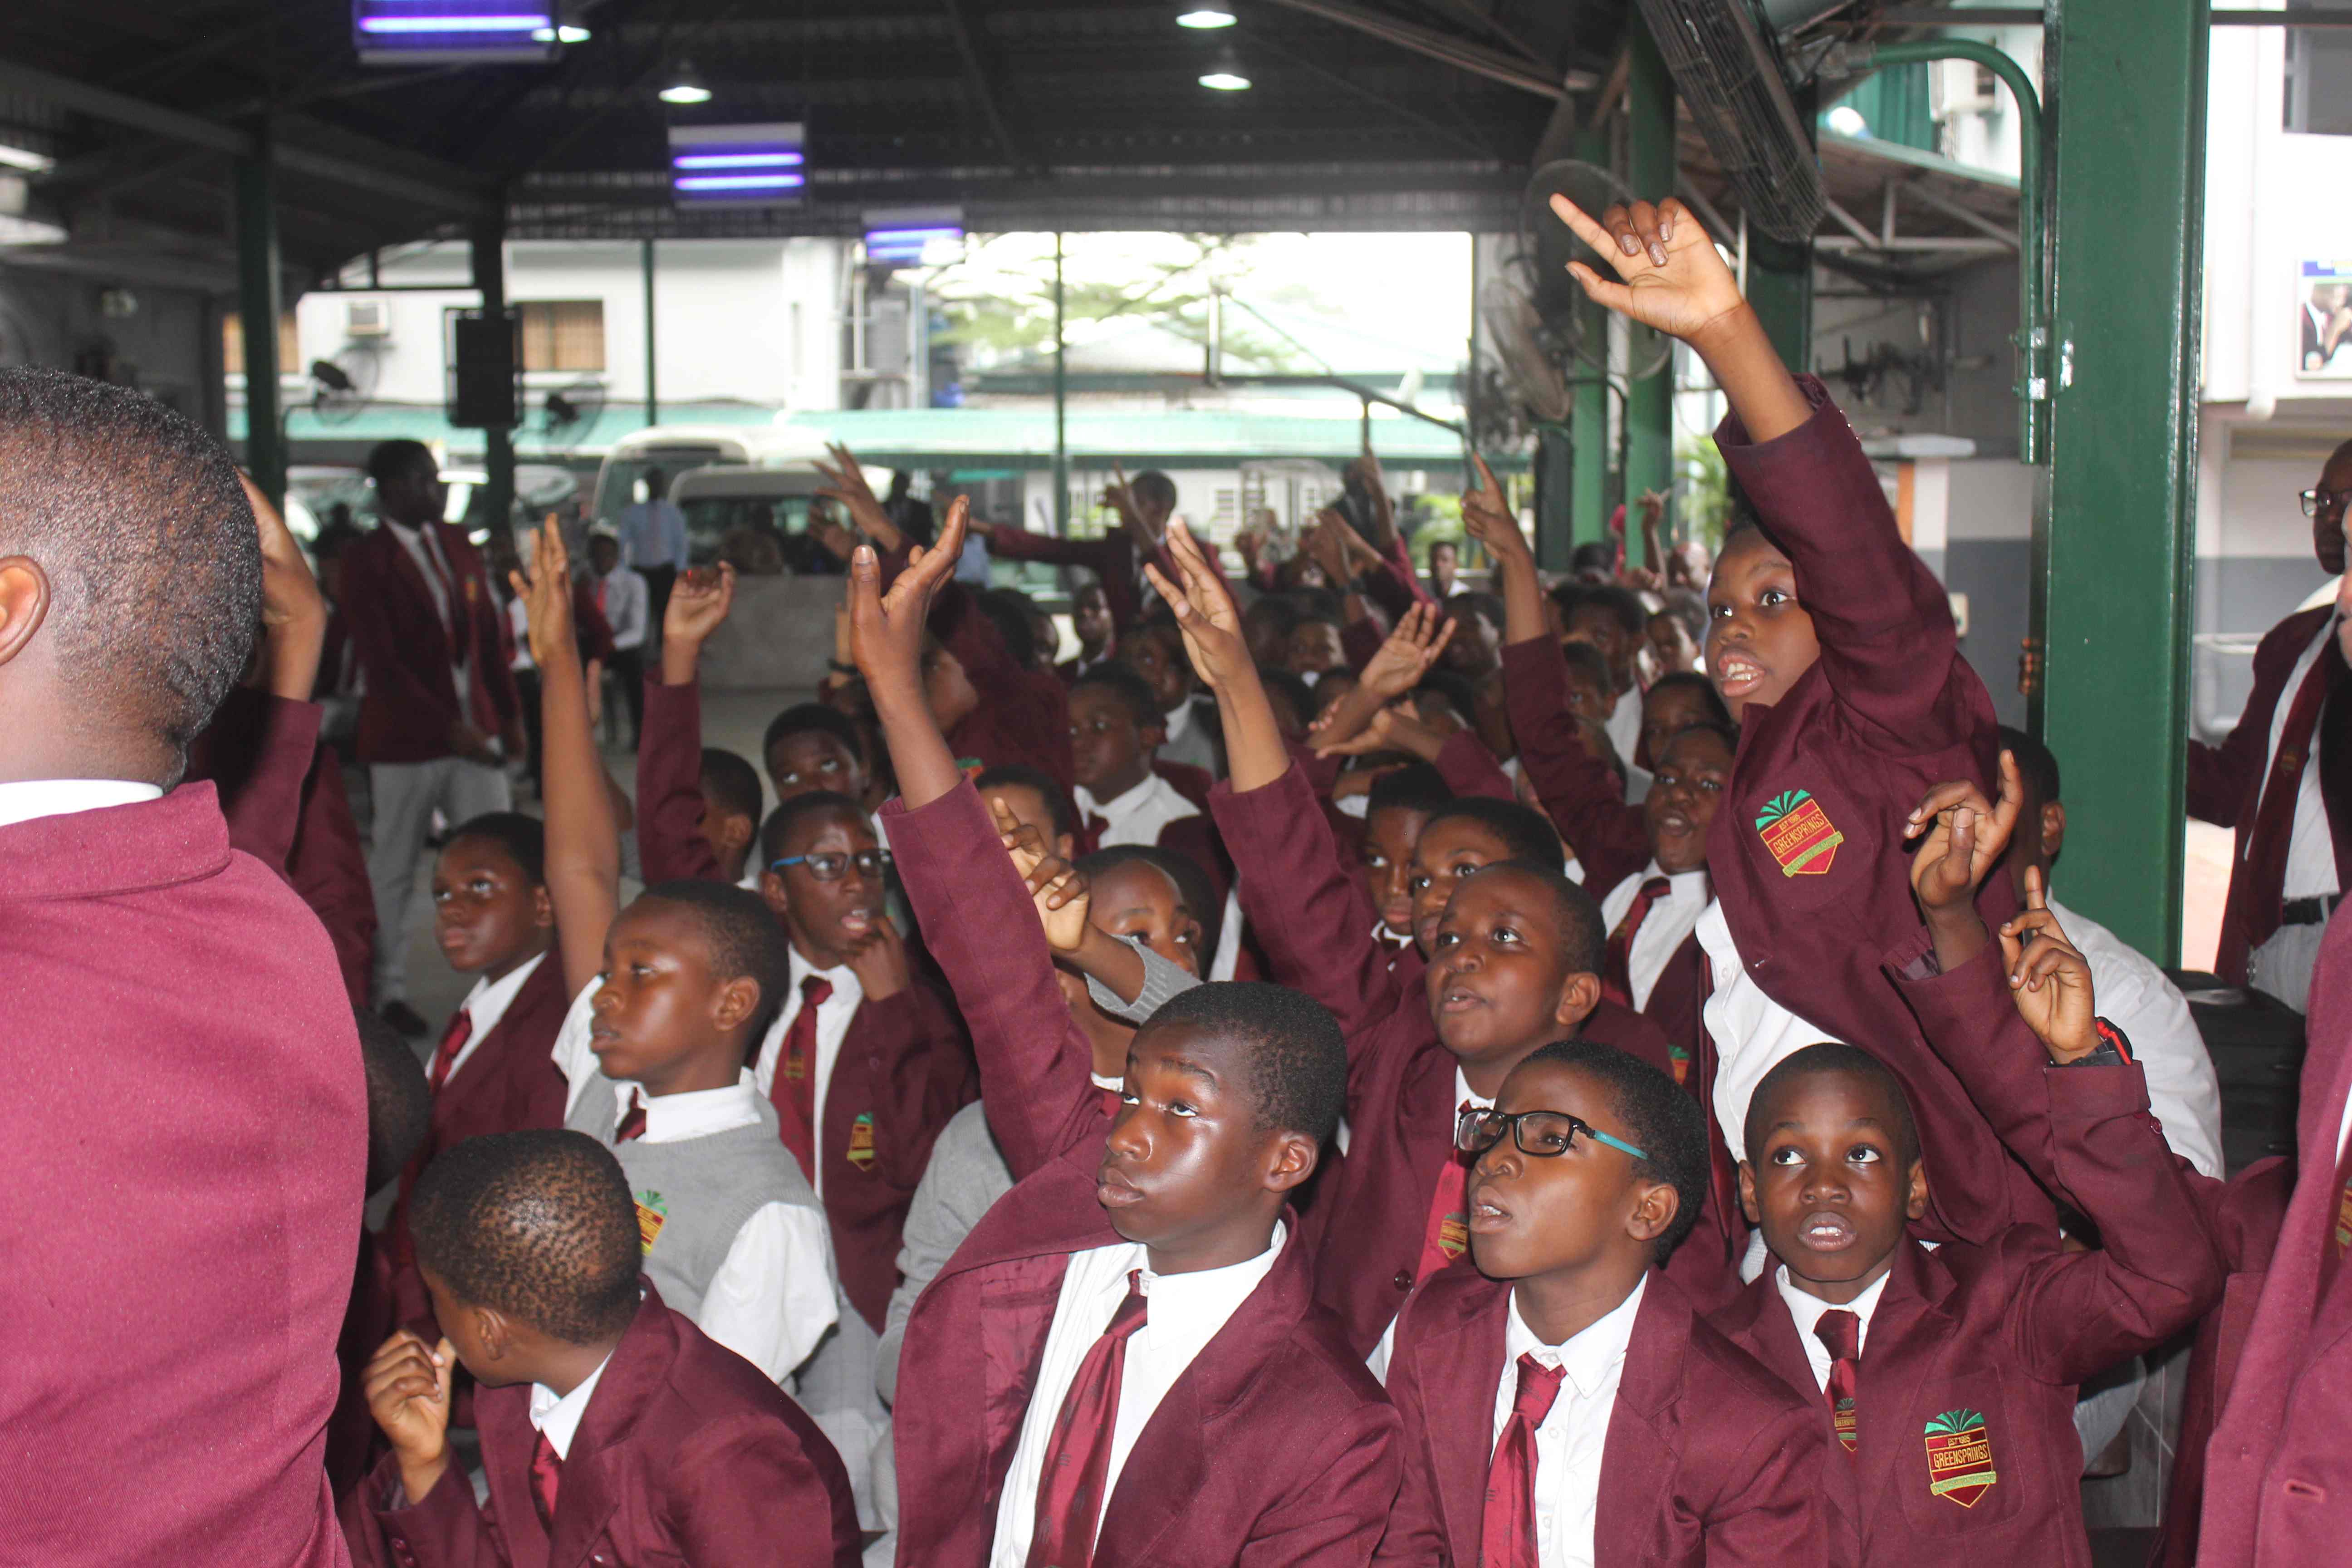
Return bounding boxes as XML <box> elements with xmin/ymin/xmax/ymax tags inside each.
<box><xmin>1379</xmin><ymin>1040</ymin><xmax>1825</xmax><ymax>1566</ymax></box>
<box><xmin>2189</xmin><ymin>437</ymin><xmax>2352</xmax><ymax>1011</ymax></box>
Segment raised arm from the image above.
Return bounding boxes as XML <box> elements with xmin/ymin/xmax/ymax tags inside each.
<box><xmin>517</xmin><ymin>521</ymin><xmax>620</xmax><ymax>996</ymax></box>
<box><xmin>637</xmin><ymin>564</ymin><xmax>738</xmax><ymax>886</ymax></box>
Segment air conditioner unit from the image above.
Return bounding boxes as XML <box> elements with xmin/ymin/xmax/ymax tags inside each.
<box><xmin>1930</xmin><ymin>58</ymin><xmax>2001</xmax><ymax>119</ymax></box>
<box><xmin>345</xmin><ymin>299</ymin><xmax>392</xmax><ymax>339</ymax></box>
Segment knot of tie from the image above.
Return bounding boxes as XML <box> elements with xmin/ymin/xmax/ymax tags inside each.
<box><xmin>1814</xmin><ymin>1307</ymin><xmax>1862</xmax><ymax>1363</ymax></box>
<box><xmin>1639</xmin><ymin>874</ymin><xmax>1671</xmax><ymax>901</ymax></box>
<box><xmin>1105</xmin><ymin>1270</ymin><xmax>1150</xmax><ymax>1340</ymax></box>
<box><xmin>1511</xmin><ymin>1352</ymin><xmax>1569</xmax><ymax>1426</ymax></box>
<box><xmin>801</xmin><ymin>974</ymin><xmax>834</xmax><ymax>1010</ymax></box>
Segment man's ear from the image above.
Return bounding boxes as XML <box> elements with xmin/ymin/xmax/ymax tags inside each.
<box><xmin>1737</xmin><ymin>1160</ymin><xmax>1762</xmax><ymax>1225</ymax></box>
<box><xmin>530</xmin><ymin>885</ymin><xmax>556</xmax><ymax>932</ymax></box>
<box><xmin>2039</xmin><ymin>801</ymin><xmax>2067</xmax><ymax>865</ymax></box>
<box><xmin>1552</xmin><ymin>970</ymin><xmax>1602</xmax><ymax>1033</ymax></box>
<box><xmin>1903</xmin><ymin>1157</ymin><xmax>1930</xmax><ymax>1223</ymax></box>
<box><xmin>1263</xmin><ymin>1130</ymin><xmax>1320</xmax><ymax>1194</ymax></box>
<box><xmin>1141</xmin><ymin>721</ymin><xmax>1168</xmax><ymax>752</ymax></box>
<box><xmin>0</xmin><ymin>558</ymin><xmax>53</xmax><ymax>670</ymax></box>
<box><xmin>711</xmin><ymin>974</ymin><xmax>762</xmax><ymax>1036</ymax></box>
<box><xmin>720</xmin><ymin>811</ymin><xmax>756</xmax><ymax>858</ymax></box>
<box><xmin>1626</xmin><ymin>1177</ymin><xmax>1679</xmax><ymax>1247</ymax></box>
<box><xmin>471</xmin><ymin>1303</ymin><xmax>513</xmax><ymax>1364</ymax></box>
<box><xmin>760</xmin><ymin>870</ymin><xmax>792</xmax><ymax>921</ymax></box>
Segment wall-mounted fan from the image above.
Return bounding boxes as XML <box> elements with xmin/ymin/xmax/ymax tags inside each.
<box><xmin>308</xmin><ymin>345</ymin><xmax>381</xmax><ymax>426</ymax></box>
<box><xmin>540</xmin><ymin>378</ymin><xmax>608</xmax><ymax>452</ymax></box>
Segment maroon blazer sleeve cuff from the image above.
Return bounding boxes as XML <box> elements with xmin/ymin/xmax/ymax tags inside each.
<box><xmin>1882</xmin><ymin>930</ymin><xmax>2063</xmax><ymax>1182</ymax></box>
<box><xmin>372</xmin><ymin>1454</ymin><xmax>499</xmax><ymax>1568</ymax></box>
<box><xmin>1499</xmin><ymin>636</ymin><xmax>1646</xmax><ymax>889</ymax></box>
<box><xmin>881</xmin><ymin>781</ymin><xmax>1100</xmax><ymax>1180</ymax></box>
<box><xmin>1432</xmin><ymin>728</ymin><xmax>1514</xmax><ymax>802</ymax></box>
<box><xmin>636</xmin><ymin>677</ymin><xmax>723</xmax><ymax>886</ymax></box>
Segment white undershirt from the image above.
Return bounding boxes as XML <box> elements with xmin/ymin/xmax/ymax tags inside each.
<box><xmin>443</xmin><ymin>951</ymin><xmax>548</xmax><ymax>1084</ymax></box>
<box><xmin>2270</xmin><ymin>617</ymin><xmax>2341</xmax><ymax>901</ymax></box>
<box><xmin>988</xmin><ymin>1225</ymin><xmax>1287</xmax><ymax>1566</ymax></box>
<box><xmin>528</xmin><ymin>1347</ymin><xmax>616</xmax><ymax>1461</ymax></box>
<box><xmin>1774</xmin><ymin>1262</ymin><xmax>1894</xmax><ymax>1394</ymax></box>
<box><xmin>1696</xmin><ymin>900</ymin><xmax>1846</xmax><ymax>1162</ymax></box>
<box><xmin>751</xmin><ymin>951</ymin><xmax>866</xmax><ymax>1201</ymax></box>
<box><xmin>0</xmin><ymin>779</ymin><xmax>163</xmax><ymax>832</ymax></box>
<box><xmin>1495</xmin><ymin>1275</ymin><xmax>1646</xmax><ymax>1568</ymax></box>
<box><xmin>1075</xmin><ymin>772</ymin><xmax>1200</xmax><ymax>848</ymax></box>
<box><xmin>1597</xmin><ymin>863</ymin><xmax>1710</xmax><ymax>1011</ymax></box>
<box><xmin>1161</xmin><ymin>698</ymin><xmax>1197</xmax><ymax>752</ymax></box>
<box><xmin>550</xmin><ymin>984</ymin><xmax>840</xmax><ymax>1383</ymax></box>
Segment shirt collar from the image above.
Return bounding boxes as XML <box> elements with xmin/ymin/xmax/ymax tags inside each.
<box><xmin>636</xmin><ymin>1071</ymin><xmax>764</xmax><ymax>1143</ymax></box>
<box><xmin>0</xmin><ymin>779</ymin><xmax>165</xmax><ymax>833</ymax></box>
<box><xmin>1138</xmin><ymin>1221</ymin><xmax>1286</xmax><ymax>1361</ymax></box>
<box><xmin>1505</xmin><ymin>1273</ymin><xmax>1646</xmax><ymax>1401</ymax></box>
<box><xmin>1774</xmin><ymin>1259</ymin><xmax>1895</xmax><ymax>1352</ymax></box>
<box><xmin>461</xmin><ymin>949</ymin><xmax>548</xmax><ymax>1038</ymax></box>
<box><xmin>1162</xmin><ymin>699</ymin><xmax>1196</xmax><ymax>745</ymax></box>
<box><xmin>1075</xmin><ymin>772</ymin><xmax>1169</xmax><ymax>821</ymax></box>
<box><xmin>1454</xmin><ymin>1063</ymin><xmax>1497</xmax><ymax>1114</ymax></box>
<box><xmin>1640</xmin><ymin>858</ymin><xmax>1711</xmax><ymax>898</ymax></box>
<box><xmin>529</xmin><ymin>1346</ymin><xmax>616</xmax><ymax>1461</ymax></box>
<box><xmin>787</xmin><ymin>945</ymin><xmax>863</xmax><ymax>1002</ymax></box>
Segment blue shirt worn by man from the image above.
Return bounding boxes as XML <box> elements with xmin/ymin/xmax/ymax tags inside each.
<box><xmin>618</xmin><ymin>498</ymin><xmax>689</xmax><ymax>571</ymax></box>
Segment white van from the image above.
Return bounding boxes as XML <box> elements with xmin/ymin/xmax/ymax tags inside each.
<box><xmin>593</xmin><ymin>422</ymin><xmax>903</xmax><ymax>570</ymax></box>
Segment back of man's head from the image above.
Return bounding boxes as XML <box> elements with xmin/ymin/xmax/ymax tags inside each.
<box><xmin>0</xmin><ymin>368</ymin><xmax>260</xmax><ymax>779</ymax></box>
<box><xmin>411</xmin><ymin>1130</ymin><xmax>642</xmax><ymax>1345</ymax></box>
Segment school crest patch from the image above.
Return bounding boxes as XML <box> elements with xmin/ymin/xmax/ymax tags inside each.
<box><xmin>2335</xmin><ymin>1171</ymin><xmax>2352</xmax><ymax>1256</ymax></box>
<box><xmin>1924</xmin><ymin>1408</ymin><xmax>1997</xmax><ymax>1507</ymax></box>
<box><xmin>1437</xmin><ymin>1210</ymin><xmax>1469</xmax><ymax>1261</ymax></box>
<box><xmin>634</xmin><ymin>1189</ymin><xmax>669</xmax><ymax>1255</ymax></box>
<box><xmin>1668</xmin><ymin>1045</ymin><xmax>1691</xmax><ymax>1088</ymax></box>
<box><xmin>847</xmin><ymin>1112</ymin><xmax>877</xmax><ymax>1171</ymax></box>
<box><xmin>1755</xmin><ymin>789</ymin><xmax>1845</xmax><ymax>877</ymax></box>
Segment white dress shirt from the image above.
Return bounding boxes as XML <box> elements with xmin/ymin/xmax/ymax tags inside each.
<box><xmin>1597</xmin><ymin>863</ymin><xmax>1710</xmax><ymax>1010</ymax></box>
<box><xmin>2271</xmin><ymin>617</ymin><xmax>2341</xmax><ymax>901</ymax></box>
<box><xmin>1495</xmin><ymin>1275</ymin><xmax>1646</xmax><ymax>1568</ymax></box>
<box><xmin>1773</xmin><ymin>1262</ymin><xmax>1893</xmax><ymax>1394</ymax></box>
<box><xmin>1605</xmin><ymin>689</ymin><xmax>1643</xmax><ymax>776</ymax></box>
<box><xmin>989</xmin><ymin>1225</ymin><xmax>1288</xmax><ymax>1566</ymax></box>
<box><xmin>550</xmin><ymin>982</ymin><xmax>841</xmax><ymax>1383</ymax></box>
<box><xmin>750</xmin><ymin>950</ymin><xmax>865</xmax><ymax>1200</ymax></box>
<box><xmin>0</xmin><ymin>779</ymin><xmax>162</xmax><ymax>832</ymax></box>
<box><xmin>1697</xmin><ymin>900</ymin><xmax>1847</xmax><ymax>1162</ymax></box>
<box><xmin>1075</xmin><ymin>772</ymin><xmax>1201</xmax><ymax>849</ymax></box>
<box><xmin>442</xmin><ymin>950</ymin><xmax>549</xmax><ymax>1084</ymax></box>
<box><xmin>529</xmin><ymin>1347</ymin><xmax>616</xmax><ymax>1460</ymax></box>
<box><xmin>2044</xmin><ymin>893</ymin><xmax>2225</xmax><ymax>1177</ymax></box>
<box><xmin>594</xmin><ymin>565</ymin><xmax>650</xmax><ymax>653</ymax></box>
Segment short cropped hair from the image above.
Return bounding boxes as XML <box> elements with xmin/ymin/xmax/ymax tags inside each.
<box><xmin>1478</xmin><ymin>858</ymin><xmax>1606</xmax><ymax>975</ymax></box>
<box><xmin>1744</xmin><ymin>1042</ymin><xmax>1921</xmax><ymax>1169</ymax></box>
<box><xmin>357</xmin><ymin>1006</ymin><xmax>431</xmax><ymax>1195</ymax></box>
<box><xmin>762</xmin><ymin>702</ymin><xmax>864</xmax><ymax>772</ymax></box>
<box><xmin>1646</xmin><ymin>671</ymin><xmax>1731</xmax><ymax>729</ymax></box>
<box><xmin>1997</xmin><ymin>724</ymin><xmax>2061</xmax><ymax>805</ymax></box>
<box><xmin>1147</xmin><ymin>982</ymin><xmax>1347</xmax><ymax>1144</ymax></box>
<box><xmin>1412</xmin><ymin>669</ymin><xmax>1479</xmax><ymax>726</ymax></box>
<box><xmin>977</xmin><ymin>764</ymin><xmax>1076</xmax><ymax>843</ymax></box>
<box><xmin>1521</xmin><ymin>1039</ymin><xmax>1708</xmax><ymax>1261</ymax></box>
<box><xmin>447</xmin><ymin>811</ymin><xmax>547</xmax><ymax>886</ymax></box>
<box><xmin>410</xmin><ymin>1130</ymin><xmax>641</xmax><ymax>1345</ymax></box>
<box><xmin>1367</xmin><ymin>761</ymin><xmax>1452</xmax><ymax>818</ymax></box>
<box><xmin>1446</xmin><ymin>589</ymin><xmax>1506</xmax><ymax>632</ymax></box>
<box><xmin>1078</xmin><ymin>843</ymin><xmax>1221</xmax><ymax>957</ymax></box>
<box><xmin>1422</xmin><ymin>796</ymin><xmax>1563</xmax><ymax>872</ymax></box>
<box><xmin>1568</xmin><ymin>541</ymin><xmax>1617</xmax><ymax>577</ymax></box>
<box><xmin>1656</xmin><ymin>587</ymin><xmax>1708</xmax><ymax>642</ymax></box>
<box><xmin>759</xmin><ymin>788</ymin><xmax>870</xmax><ymax>869</ymax></box>
<box><xmin>1075</xmin><ymin>663</ymin><xmax>1161</xmax><ymax>731</ymax></box>
<box><xmin>634</xmin><ymin>879</ymin><xmax>794</xmax><ymax>1041</ymax></box>
<box><xmin>1656</xmin><ymin>719</ymin><xmax>1740</xmax><ymax>763</ymax></box>
<box><xmin>700</xmin><ymin>747</ymin><xmax>764</xmax><ymax>828</ymax></box>
<box><xmin>1564</xmin><ymin>582</ymin><xmax>1647</xmax><ymax>639</ymax></box>
<box><xmin>1244</xmin><ymin>595</ymin><xmax>1303</xmax><ymax>646</ymax></box>
<box><xmin>0</xmin><ymin>368</ymin><xmax>262</xmax><ymax>772</ymax></box>
<box><xmin>365</xmin><ymin>437</ymin><xmax>434</xmax><ymax>489</ymax></box>
<box><xmin>1129</xmin><ymin>470</ymin><xmax>1178</xmax><ymax>515</ymax></box>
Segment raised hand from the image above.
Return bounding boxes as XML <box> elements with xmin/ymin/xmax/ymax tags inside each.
<box><xmin>660</xmin><ymin>562</ymin><xmax>736</xmax><ymax>684</ymax></box>
<box><xmin>841</xmin><ymin>911</ymin><xmax>911</xmax><ymax>1001</ymax></box>
<box><xmin>1105</xmin><ymin>463</ymin><xmax>1161</xmax><ymax>551</ymax></box>
<box><xmin>243</xmin><ymin>472</ymin><xmax>328</xmax><ymax>701</ymax></box>
<box><xmin>1358</xmin><ymin>603</ymin><xmax>1457</xmax><ymax>704</ymax></box>
<box><xmin>1313</xmin><ymin>702</ymin><xmax>1445</xmax><ymax>763</ymax></box>
<box><xmin>1461</xmin><ymin>453</ymin><xmax>1530</xmax><ymax>571</ymax></box>
<box><xmin>849</xmin><ymin>494</ymin><xmax>970</xmax><ymax>697</ymax></box>
<box><xmin>1551</xmin><ymin>194</ymin><xmax>1746</xmax><ymax>349</ymax></box>
<box><xmin>362</xmin><ymin>1331</ymin><xmax>455</xmax><ymax>1502</ymax></box>
<box><xmin>815</xmin><ymin>442</ymin><xmax>905</xmax><ymax>554</ymax></box>
<box><xmin>510</xmin><ymin>516</ymin><xmax>578</xmax><ymax>673</ymax></box>
<box><xmin>1141</xmin><ymin>519</ymin><xmax>1252</xmax><ymax>691</ymax></box>
<box><xmin>994</xmin><ymin>795</ymin><xmax>1090</xmax><ymax>953</ymax></box>
<box><xmin>1998</xmin><ymin>866</ymin><xmax>2100</xmax><ymax>1062</ymax></box>
<box><xmin>1907</xmin><ymin>750</ymin><xmax>2025</xmax><ymax>922</ymax></box>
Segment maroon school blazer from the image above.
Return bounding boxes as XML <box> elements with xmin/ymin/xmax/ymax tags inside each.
<box><xmin>932</xmin><ymin>583</ymin><xmax>1074</xmax><ymax>795</ymax></box>
<box><xmin>1211</xmin><ymin>761</ymin><xmax>1733</xmax><ymax>1355</ymax></box>
<box><xmin>2198</xmin><ymin>905</ymin><xmax>2352</xmax><ymax>1566</ymax></box>
<box><xmin>348</xmin><ymin>1286</ymin><xmax>859</xmax><ymax>1568</ymax></box>
<box><xmin>342</xmin><ymin>521</ymin><xmax>520</xmax><ymax>765</ymax></box>
<box><xmin>0</xmin><ymin>784</ymin><xmax>366</xmax><ymax>1567</ymax></box>
<box><xmin>635</xmin><ymin>674</ymin><xmax>977</xmax><ymax>1333</ymax></box>
<box><xmin>1379</xmin><ymin>1266</ymin><xmax>1827</xmax><ymax>1568</ymax></box>
<box><xmin>1504</xmin><ymin>633</ymin><xmax>1649</xmax><ymax>895</ymax></box>
<box><xmin>884</xmin><ymin>779</ymin><xmax>1404</xmax><ymax>1568</ymax></box>
<box><xmin>2186</xmin><ymin>604</ymin><xmax>2352</xmax><ymax>983</ymax></box>
<box><xmin>1706</xmin><ymin>376</ymin><xmax>2042</xmax><ymax>1247</ymax></box>
<box><xmin>1713</xmin><ymin>936</ymin><xmax>2224</xmax><ymax>1568</ymax></box>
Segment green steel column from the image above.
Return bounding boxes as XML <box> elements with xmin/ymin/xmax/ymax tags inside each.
<box><xmin>1624</xmin><ymin>21</ymin><xmax>1676</xmax><ymax>569</ymax></box>
<box><xmin>1569</xmin><ymin>128</ymin><xmax>1611</xmax><ymax>553</ymax></box>
<box><xmin>2031</xmin><ymin>0</ymin><xmax>2208</xmax><ymax>962</ymax></box>
<box><xmin>1746</xmin><ymin>232</ymin><xmax>1814</xmax><ymax>376</ymax></box>
<box><xmin>233</xmin><ymin>140</ymin><xmax>285</xmax><ymax>512</ymax></box>
<box><xmin>1053</xmin><ymin>232</ymin><xmax>1068</xmax><ymax>533</ymax></box>
<box><xmin>1534</xmin><ymin>426</ymin><xmax>1574</xmax><ymax>571</ymax></box>
<box><xmin>642</xmin><ymin>238</ymin><xmax>658</xmax><ymax>428</ymax></box>
<box><xmin>471</xmin><ymin>212</ymin><xmax>514</xmax><ymax>533</ymax></box>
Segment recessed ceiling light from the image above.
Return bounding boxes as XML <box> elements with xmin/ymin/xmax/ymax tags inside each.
<box><xmin>659</xmin><ymin>61</ymin><xmax>713</xmax><ymax>105</ymax></box>
<box><xmin>1177</xmin><ymin>3</ymin><xmax>1237</xmax><ymax>27</ymax></box>
<box><xmin>1200</xmin><ymin>49</ymin><xmax>1251</xmax><ymax>90</ymax></box>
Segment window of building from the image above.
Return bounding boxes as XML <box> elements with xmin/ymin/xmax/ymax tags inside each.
<box><xmin>519</xmin><ymin>300</ymin><xmax>605</xmax><ymax>372</ymax></box>
<box><xmin>2287</xmin><ymin>12</ymin><xmax>2352</xmax><ymax>135</ymax></box>
<box><xmin>222</xmin><ymin>311</ymin><xmax>301</xmax><ymax>377</ymax></box>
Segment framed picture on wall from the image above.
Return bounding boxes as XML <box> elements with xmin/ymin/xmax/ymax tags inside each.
<box><xmin>2297</xmin><ymin>260</ymin><xmax>2352</xmax><ymax>378</ymax></box>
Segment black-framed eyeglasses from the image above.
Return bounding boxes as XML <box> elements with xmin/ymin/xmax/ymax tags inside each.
<box><xmin>769</xmin><ymin>849</ymin><xmax>893</xmax><ymax>882</ymax></box>
<box><xmin>2301</xmin><ymin>488</ymin><xmax>2351</xmax><ymax>519</ymax></box>
<box><xmin>1456</xmin><ymin>1105</ymin><xmax>1646</xmax><ymax>1161</ymax></box>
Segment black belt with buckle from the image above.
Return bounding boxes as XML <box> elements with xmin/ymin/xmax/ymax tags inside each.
<box><xmin>2280</xmin><ymin>892</ymin><xmax>2346</xmax><ymax>926</ymax></box>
